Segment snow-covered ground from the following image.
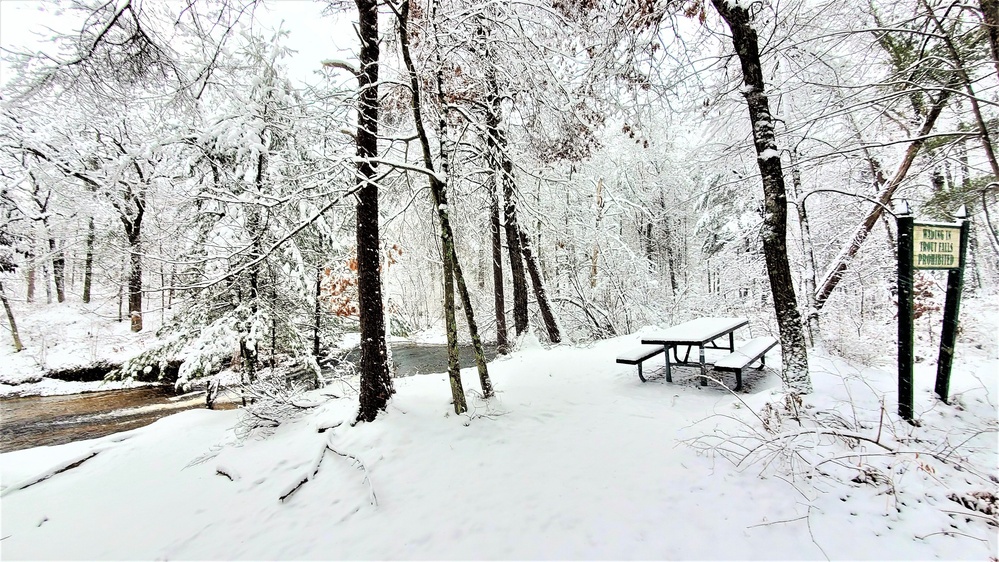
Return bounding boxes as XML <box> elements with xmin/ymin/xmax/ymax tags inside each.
<box><xmin>0</xmin><ymin>298</ymin><xmax>165</xmax><ymax>396</ymax></box>
<box><xmin>1</xmin><ymin>300</ymin><xmax>996</xmax><ymax>560</ymax></box>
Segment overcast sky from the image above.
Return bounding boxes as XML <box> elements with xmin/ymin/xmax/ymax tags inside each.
<box><xmin>0</xmin><ymin>0</ymin><xmax>354</xmax><ymax>87</ymax></box>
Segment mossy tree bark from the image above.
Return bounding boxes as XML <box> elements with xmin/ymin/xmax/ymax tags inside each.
<box><xmin>0</xmin><ymin>281</ymin><xmax>23</xmax><ymax>352</ymax></box>
<box><xmin>394</xmin><ymin>0</ymin><xmax>493</xmax><ymax>401</ymax></box>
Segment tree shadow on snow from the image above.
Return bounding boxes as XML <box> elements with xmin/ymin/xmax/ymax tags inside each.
<box><xmin>640</xmin><ymin>365</ymin><xmax>779</xmax><ymax>394</ymax></box>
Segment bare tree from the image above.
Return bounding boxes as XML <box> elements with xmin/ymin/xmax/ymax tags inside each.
<box><xmin>710</xmin><ymin>0</ymin><xmax>811</xmax><ymax>393</ymax></box>
<box><xmin>355</xmin><ymin>0</ymin><xmax>395</xmax><ymax>423</ymax></box>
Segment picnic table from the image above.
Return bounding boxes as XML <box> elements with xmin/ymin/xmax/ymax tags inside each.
<box><xmin>641</xmin><ymin>317</ymin><xmax>748</xmax><ymax>385</ymax></box>
<box><xmin>616</xmin><ymin>317</ymin><xmax>779</xmax><ymax>390</ymax></box>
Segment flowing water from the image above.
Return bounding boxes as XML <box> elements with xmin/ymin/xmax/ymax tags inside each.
<box><xmin>1</xmin><ymin>342</ymin><xmax>496</xmax><ymax>453</ymax></box>
<box><xmin>0</xmin><ymin>386</ymin><xmax>210</xmax><ymax>453</ymax></box>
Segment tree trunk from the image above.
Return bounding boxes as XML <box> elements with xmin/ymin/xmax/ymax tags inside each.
<box><xmin>83</xmin><ymin>217</ymin><xmax>94</xmax><ymax>303</ymax></box>
<box><xmin>712</xmin><ymin>0</ymin><xmax>811</xmax><ymax>393</ymax></box>
<box><xmin>924</xmin><ymin>2</ymin><xmax>999</xmax><ymax>179</ymax></box>
<box><xmin>313</xmin><ymin>264</ymin><xmax>322</xmax><ymax>358</ymax></box>
<box><xmin>489</xmin><ymin>176</ymin><xmax>509</xmax><ymax>354</ymax></box>
<box><xmin>663</xmin><ymin>218</ymin><xmax>679</xmax><ymax>295</ymax></box>
<box><xmin>396</xmin><ymin>0</ymin><xmax>492</xmax><ymax>399</ymax></box>
<box><xmin>813</xmin><ymin>89</ymin><xmax>952</xmax><ymax>309</ymax></box>
<box><xmin>980</xmin><ymin>0</ymin><xmax>999</xmax><ymax>81</ymax></box>
<box><xmin>355</xmin><ymin>0</ymin><xmax>394</xmax><ymax>423</ymax></box>
<box><xmin>25</xmin><ymin>245</ymin><xmax>35</xmax><ymax>303</ymax></box>
<box><xmin>43</xmin><ymin>262</ymin><xmax>51</xmax><ymax>304</ymax></box>
<box><xmin>519</xmin><ymin>227</ymin><xmax>562</xmax><ymax>343</ymax></box>
<box><xmin>590</xmin><ymin>179</ymin><xmax>604</xmax><ymax>288</ymax></box>
<box><xmin>50</xmin><ymin>238</ymin><xmax>65</xmax><ymax>303</ymax></box>
<box><xmin>125</xmin><ymin>226</ymin><xmax>142</xmax><ymax>332</ymax></box>
<box><xmin>479</xmin><ymin>38</ymin><xmax>529</xmax><ymax>336</ymax></box>
<box><xmin>789</xmin><ymin>150</ymin><xmax>822</xmax><ymax>347</ymax></box>
<box><xmin>117</xmin><ymin>253</ymin><xmax>124</xmax><ymax>322</ymax></box>
<box><xmin>442</xmin><ymin>222</ymin><xmax>467</xmax><ymax>414</ymax></box>
<box><xmin>0</xmin><ymin>281</ymin><xmax>24</xmax><ymax>352</ymax></box>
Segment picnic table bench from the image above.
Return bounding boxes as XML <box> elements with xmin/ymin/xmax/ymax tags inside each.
<box><xmin>712</xmin><ymin>336</ymin><xmax>777</xmax><ymax>391</ymax></box>
<box><xmin>615</xmin><ymin>344</ymin><xmax>668</xmax><ymax>383</ymax></box>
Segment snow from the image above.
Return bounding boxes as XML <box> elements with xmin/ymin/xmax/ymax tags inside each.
<box><xmin>0</xmin><ymin>377</ymin><xmax>154</xmax><ymax>398</ymax></box>
<box><xmin>0</xmin><ymin>299</ymin><xmax>165</xmax><ymax>396</ymax></box>
<box><xmin>1</xmin><ymin>304</ymin><xmax>996</xmax><ymax>560</ymax></box>
<box><xmin>758</xmin><ymin>148</ymin><xmax>780</xmax><ymax>161</ymax></box>
<box><xmin>644</xmin><ymin>316</ymin><xmax>748</xmax><ymax>342</ymax></box>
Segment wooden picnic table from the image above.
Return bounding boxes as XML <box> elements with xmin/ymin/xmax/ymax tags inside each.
<box><xmin>641</xmin><ymin>317</ymin><xmax>749</xmax><ymax>385</ymax></box>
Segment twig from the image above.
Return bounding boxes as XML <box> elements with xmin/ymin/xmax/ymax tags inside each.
<box><xmin>326</xmin><ymin>439</ymin><xmax>378</xmax><ymax>507</ymax></box>
<box><xmin>940</xmin><ymin>509</ymin><xmax>999</xmax><ymax>524</ymax></box>
<box><xmin>747</xmin><ymin>515</ymin><xmax>808</xmax><ymax>528</ymax></box>
<box><xmin>805</xmin><ymin>504</ymin><xmax>831</xmax><ymax>561</ymax></box>
<box><xmin>916</xmin><ymin>530</ymin><xmax>988</xmax><ymax>542</ymax></box>
<box><xmin>279</xmin><ymin>441</ymin><xmax>329</xmax><ymax>503</ymax></box>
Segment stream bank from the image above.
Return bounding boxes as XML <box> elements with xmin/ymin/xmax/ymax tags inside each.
<box><xmin>1</xmin><ymin>341</ymin><xmax>499</xmax><ymax>452</ymax></box>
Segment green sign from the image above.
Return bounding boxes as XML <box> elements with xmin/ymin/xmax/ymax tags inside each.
<box><xmin>898</xmin><ymin>211</ymin><xmax>970</xmax><ymax>421</ymax></box>
<box><xmin>913</xmin><ymin>224</ymin><xmax>961</xmax><ymax>270</ymax></box>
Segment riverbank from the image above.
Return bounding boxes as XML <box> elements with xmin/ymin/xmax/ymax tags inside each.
<box><xmin>0</xmin><ymin>298</ymin><xmax>166</xmax><ymax>390</ymax></box>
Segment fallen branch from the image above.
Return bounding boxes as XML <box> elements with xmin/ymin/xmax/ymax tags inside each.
<box><xmin>2</xmin><ymin>451</ymin><xmax>100</xmax><ymax>496</ymax></box>
<box><xmin>327</xmin><ymin>440</ymin><xmax>378</xmax><ymax>507</ymax></box>
<box><xmin>279</xmin><ymin>441</ymin><xmax>329</xmax><ymax>503</ymax></box>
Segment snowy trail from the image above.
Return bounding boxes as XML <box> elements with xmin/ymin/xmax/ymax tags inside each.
<box><xmin>0</xmin><ymin>333</ymin><xmax>995</xmax><ymax>560</ymax></box>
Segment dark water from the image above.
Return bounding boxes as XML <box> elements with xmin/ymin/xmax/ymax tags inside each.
<box><xmin>0</xmin><ymin>386</ymin><xmax>210</xmax><ymax>453</ymax></box>
<box><xmin>342</xmin><ymin>342</ymin><xmax>498</xmax><ymax>377</ymax></box>
<box><xmin>0</xmin><ymin>342</ymin><xmax>497</xmax><ymax>453</ymax></box>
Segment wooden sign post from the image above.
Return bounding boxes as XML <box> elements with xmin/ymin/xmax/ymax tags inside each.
<box><xmin>896</xmin><ymin>205</ymin><xmax>969</xmax><ymax>422</ymax></box>
<box><xmin>933</xmin><ymin>208</ymin><xmax>970</xmax><ymax>403</ymax></box>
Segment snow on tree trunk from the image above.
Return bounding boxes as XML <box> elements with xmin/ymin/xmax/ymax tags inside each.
<box><xmin>481</xmin><ymin>50</ymin><xmax>529</xmax><ymax>336</ymax></box>
<box><xmin>395</xmin><ymin>0</ymin><xmax>492</xmax><ymax>399</ymax></box>
<box><xmin>788</xmin><ymin>150</ymin><xmax>822</xmax><ymax>348</ymax></box>
<box><xmin>711</xmin><ymin>0</ymin><xmax>811</xmax><ymax>393</ymax></box>
<box><xmin>813</xmin><ymin>90</ymin><xmax>951</xmax><ymax>310</ymax></box>
<box><xmin>49</xmin><ymin>238</ymin><xmax>65</xmax><ymax>303</ymax></box>
<box><xmin>126</xmin><ymin>225</ymin><xmax>142</xmax><ymax>332</ymax></box>
<box><xmin>83</xmin><ymin>217</ymin><xmax>94</xmax><ymax>303</ymax></box>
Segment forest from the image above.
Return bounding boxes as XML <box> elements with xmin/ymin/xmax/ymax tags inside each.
<box><xmin>0</xmin><ymin>0</ymin><xmax>996</xmax><ymax>418</ymax></box>
<box><xmin>1</xmin><ymin>1</ymin><xmax>997</xmax><ymax>559</ymax></box>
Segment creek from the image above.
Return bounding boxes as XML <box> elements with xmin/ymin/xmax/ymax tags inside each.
<box><xmin>0</xmin><ymin>342</ymin><xmax>496</xmax><ymax>453</ymax></box>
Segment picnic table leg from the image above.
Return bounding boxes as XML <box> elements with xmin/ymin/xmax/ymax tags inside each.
<box><xmin>638</xmin><ymin>362</ymin><xmax>646</xmax><ymax>383</ymax></box>
<box><xmin>735</xmin><ymin>369</ymin><xmax>743</xmax><ymax>392</ymax></box>
<box><xmin>664</xmin><ymin>346</ymin><xmax>672</xmax><ymax>383</ymax></box>
<box><xmin>699</xmin><ymin>346</ymin><xmax>707</xmax><ymax>386</ymax></box>
<box><xmin>729</xmin><ymin>332</ymin><xmax>735</xmax><ymax>351</ymax></box>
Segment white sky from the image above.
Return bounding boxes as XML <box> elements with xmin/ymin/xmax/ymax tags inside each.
<box><xmin>0</xmin><ymin>0</ymin><xmax>354</xmax><ymax>87</ymax></box>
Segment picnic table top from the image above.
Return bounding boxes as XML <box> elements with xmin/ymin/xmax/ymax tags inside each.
<box><xmin>641</xmin><ymin>317</ymin><xmax>749</xmax><ymax>346</ymax></box>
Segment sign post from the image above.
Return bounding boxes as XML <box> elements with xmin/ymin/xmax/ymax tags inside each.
<box><xmin>897</xmin><ymin>209</ymin><xmax>915</xmax><ymax>422</ymax></box>
<box><xmin>896</xmin><ymin>205</ymin><xmax>969</xmax><ymax>422</ymax></box>
<box><xmin>934</xmin><ymin>207</ymin><xmax>970</xmax><ymax>403</ymax></box>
